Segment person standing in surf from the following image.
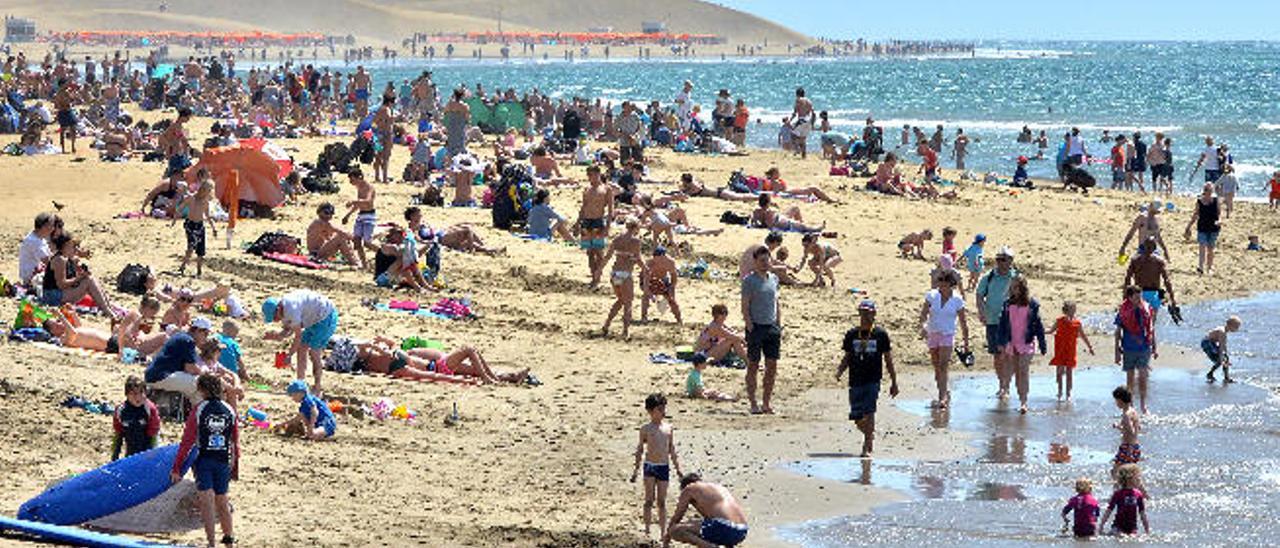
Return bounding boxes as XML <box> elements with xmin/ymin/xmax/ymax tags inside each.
<box><xmin>790</xmin><ymin>87</ymin><xmax>815</xmax><ymax>159</ymax></box>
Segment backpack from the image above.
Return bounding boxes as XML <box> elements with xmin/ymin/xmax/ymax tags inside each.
<box><xmin>719</xmin><ymin>211</ymin><xmax>749</xmax><ymax>226</ymax></box>
<box><xmin>246</xmin><ymin>231</ymin><xmax>301</xmax><ymax>256</ymax></box>
<box><xmin>116</xmin><ymin>264</ymin><xmax>152</xmax><ymax>296</ymax></box>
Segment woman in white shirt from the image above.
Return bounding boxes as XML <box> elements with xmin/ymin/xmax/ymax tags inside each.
<box><xmin>919</xmin><ymin>270</ymin><xmax>971</xmax><ymax>409</ymax></box>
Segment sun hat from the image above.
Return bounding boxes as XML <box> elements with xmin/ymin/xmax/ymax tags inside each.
<box><xmin>262</xmin><ymin>297</ymin><xmax>280</xmax><ymax>323</ymax></box>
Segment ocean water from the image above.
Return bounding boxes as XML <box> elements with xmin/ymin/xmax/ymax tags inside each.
<box><xmin>776</xmin><ymin>292</ymin><xmax>1280</xmax><ymax>547</ymax></box>
<box><xmin>353</xmin><ymin>41</ymin><xmax>1280</xmax><ymax>196</ymax></box>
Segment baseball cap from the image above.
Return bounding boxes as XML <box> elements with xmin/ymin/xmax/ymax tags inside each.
<box><xmin>996</xmin><ymin>246</ymin><xmax>1015</xmax><ymax>259</ymax></box>
<box><xmin>286</xmin><ymin>379</ymin><xmax>308</xmax><ymax>395</ymax></box>
<box><xmin>190</xmin><ymin>316</ymin><xmax>213</xmax><ymax>331</ymax></box>
<box><xmin>857</xmin><ymin>299</ymin><xmax>877</xmax><ymax>312</ymax></box>
<box><xmin>261</xmin><ymin>297</ymin><xmax>280</xmax><ymax>323</ymax></box>
<box><xmin>691</xmin><ymin>352</ymin><xmax>709</xmax><ymax>364</ymax></box>
<box><xmin>974</xmin><ymin>233</ymin><xmax>987</xmax><ymax>243</ymax></box>
<box><xmin>1017</xmin><ymin>155</ymin><xmax>1028</xmax><ymax>164</ymax></box>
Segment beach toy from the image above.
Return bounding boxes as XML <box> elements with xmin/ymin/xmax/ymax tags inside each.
<box><xmin>120</xmin><ymin>348</ymin><xmax>141</xmax><ymax>365</ymax></box>
<box><xmin>328</xmin><ymin>400</ymin><xmax>345</xmax><ymax>414</ymax></box>
<box><xmin>369</xmin><ymin>398</ymin><xmax>394</xmax><ymax>421</ymax></box>
<box><xmin>1165</xmin><ymin>202</ymin><xmax>1176</xmax><ymax>212</ymax></box>
<box><xmin>274</xmin><ymin>351</ymin><xmax>289</xmax><ymax>369</ymax></box>
<box><xmin>391</xmin><ymin>404</ymin><xmax>410</xmax><ymax>420</ymax></box>
<box><xmin>1117</xmin><ymin>253</ymin><xmax>1129</xmax><ymax>266</ymax></box>
<box><xmin>246</xmin><ymin>407</ymin><xmax>268</xmax><ymax>422</ymax></box>
<box><xmin>251</xmin><ymin>420</ymin><xmax>271</xmax><ymax>430</ymax></box>
<box><xmin>18</xmin><ymin>444</ymin><xmax>197</xmax><ymax>525</ymax></box>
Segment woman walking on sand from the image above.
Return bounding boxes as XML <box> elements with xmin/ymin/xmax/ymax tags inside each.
<box><xmin>993</xmin><ymin>277</ymin><xmax>1046</xmax><ymax>415</ymax></box>
<box><xmin>919</xmin><ymin>270</ymin><xmax>970</xmax><ymax>409</ymax></box>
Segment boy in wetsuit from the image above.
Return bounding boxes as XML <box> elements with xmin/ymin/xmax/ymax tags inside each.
<box><xmin>1203</xmin><ymin>316</ymin><xmax>1242</xmax><ymax>383</ymax></box>
<box><xmin>283</xmin><ymin>379</ymin><xmax>337</xmax><ymax>440</ymax></box>
<box><xmin>171</xmin><ymin>373</ymin><xmax>238</xmax><ymax>548</ymax></box>
<box><xmin>175</xmin><ymin>177</ymin><xmax>217</xmax><ymax>277</ymax></box>
<box><xmin>631</xmin><ymin>393</ymin><xmax>683</xmax><ymax>541</ymax></box>
<box><xmin>111</xmin><ymin>376</ymin><xmax>161</xmax><ymax>460</ymax></box>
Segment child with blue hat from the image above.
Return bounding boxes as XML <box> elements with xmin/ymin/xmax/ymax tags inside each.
<box><xmin>284</xmin><ymin>379</ymin><xmax>336</xmax><ymax>440</ymax></box>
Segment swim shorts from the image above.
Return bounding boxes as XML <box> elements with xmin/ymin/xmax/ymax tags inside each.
<box><xmin>1121</xmin><ymin>351</ymin><xmax>1151</xmax><ymax>372</ymax></box>
<box><xmin>1197</xmin><ymin>231</ymin><xmax>1219</xmax><ymax>247</ymax></box>
<box><xmin>1204</xmin><ymin>169</ymin><xmax>1221</xmax><ymax>183</ymax></box>
<box><xmin>194</xmin><ymin>458</ymin><xmax>231</xmax><ymax>495</ymax></box>
<box><xmin>388</xmin><ymin>351</ymin><xmax>409</xmax><ymax>374</ymax></box>
<box><xmin>184</xmin><ymin>219</ymin><xmax>207</xmax><ymax>257</ymax></box>
<box><xmin>1140</xmin><ymin>289</ymin><xmax>1163</xmax><ymax>311</ymax></box>
<box><xmin>580</xmin><ymin>217</ymin><xmax>606</xmax><ymax>230</ymax></box>
<box><xmin>985</xmin><ymin>324</ymin><xmax>1001</xmax><ymax>355</ymax></box>
<box><xmin>105</xmin><ymin>335</ymin><xmax>120</xmax><ymax>355</ymax></box>
<box><xmin>1114</xmin><ymin>443</ymin><xmax>1142</xmax><ymax>465</ymax></box>
<box><xmin>578</xmin><ymin>238</ymin><xmax>606</xmax><ymax>250</ymax></box>
<box><xmin>56</xmin><ymin>109</ymin><xmax>77</xmax><ymax>129</ymax></box>
<box><xmin>642</xmin><ymin>462</ymin><xmax>670</xmax><ymax>482</ymax></box>
<box><xmin>451</xmin><ymin>199</ymin><xmax>477</xmax><ymax>208</ymax></box>
<box><xmin>847</xmin><ymin>382</ymin><xmax>880</xmax><ymax>422</ymax></box>
<box><xmin>353</xmin><ymin>213</ymin><xmax>377</xmax><ymax>243</ymax></box>
<box><xmin>700</xmin><ymin>518</ymin><xmax>749</xmax><ymax>547</ymax></box>
<box><xmin>1200</xmin><ymin>338</ymin><xmax>1222</xmax><ymax>366</ymax></box>
<box><xmin>301</xmin><ymin>309</ymin><xmax>339</xmax><ymax>350</ymax></box>
<box><xmin>746</xmin><ymin>323</ymin><xmax>781</xmax><ymax>362</ymax></box>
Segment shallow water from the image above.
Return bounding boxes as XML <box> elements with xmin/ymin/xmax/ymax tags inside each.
<box><xmin>777</xmin><ymin>293</ymin><xmax>1280</xmax><ymax>546</ymax></box>
<box><xmin>353</xmin><ymin>41</ymin><xmax>1280</xmax><ymax>195</ymax></box>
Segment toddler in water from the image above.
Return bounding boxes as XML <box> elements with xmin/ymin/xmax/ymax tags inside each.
<box><xmin>1203</xmin><ymin>315</ymin><xmax>1242</xmax><ymax>383</ymax></box>
<box><xmin>685</xmin><ymin>353</ymin><xmax>737</xmax><ymax>402</ymax></box>
<box><xmin>1047</xmin><ymin>301</ymin><xmax>1095</xmax><ymax>401</ymax></box>
<box><xmin>1060</xmin><ymin>477</ymin><xmax>1099</xmax><ymax>538</ymax></box>
<box><xmin>1099</xmin><ymin>464</ymin><xmax>1150</xmax><ymax>536</ymax></box>
<box><xmin>1111</xmin><ymin>386</ymin><xmax>1142</xmax><ymax>476</ymax></box>
<box><xmin>630</xmin><ymin>393</ymin><xmax>683</xmax><ymax>540</ymax></box>
<box><xmin>959</xmin><ymin>233</ymin><xmax>986</xmax><ymax>290</ymax></box>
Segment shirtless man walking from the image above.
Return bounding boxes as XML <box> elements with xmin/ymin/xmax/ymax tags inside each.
<box><xmin>353</xmin><ymin>66</ymin><xmax>372</xmax><ymax>119</ymax></box>
<box><xmin>341</xmin><ymin>168</ymin><xmax>377</xmax><ymax>270</ymax></box>
<box><xmin>371</xmin><ymin>96</ymin><xmax>395</xmax><ymax>183</ymax></box>
<box><xmin>53</xmin><ymin>82</ymin><xmax>78</xmax><ymax>154</ymax></box>
<box><xmin>601</xmin><ymin>218</ymin><xmax>644</xmax><ymax>339</ymax></box>
<box><xmin>790</xmin><ymin>87</ymin><xmax>815</xmax><ymax>159</ymax></box>
<box><xmin>664</xmin><ymin>473</ymin><xmax>749</xmax><ymax>548</ymax></box>
<box><xmin>1118</xmin><ymin>201</ymin><xmax>1171</xmax><ymax>260</ymax></box>
<box><xmin>578</xmin><ymin>165</ymin><xmax>616</xmax><ymax>288</ymax></box>
<box><xmin>306</xmin><ymin>203</ymin><xmax>359</xmax><ymax>266</ymax></box>
<box><xmin>1124</xmin><ymin>238</ymin><xmax>1178</xmax><ymax>323</ymax></box>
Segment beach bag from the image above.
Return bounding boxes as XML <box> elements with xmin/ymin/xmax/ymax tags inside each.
<box><xmin>719</xmin><ymin>211</ymin><xmax>749</xmax><ymax>226</ymax></box>
<box><xmin>324</xmin><ymin>336</ymin><xmax>359</xmax><ymax>373</ymax></box>
<box><xmin>247</xmin><ymin>231</ymin><xmax>301</xmax><ymax>256</ymax></box>
<box><xmin>727</xmin><ymin>171</ymin><xmax>751</xmax><ymax>194</ymax></box>
<box><xmin>302</xmin><ymin>173</ymin><xmax>340</xmax><ymax>194</ymax></box>
<box><xmin>115</xmin><ymin>264</ymin><xmax>152</xmax><ymax>296</ymax></box>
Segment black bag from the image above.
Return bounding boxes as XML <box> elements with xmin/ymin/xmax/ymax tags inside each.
<box><xmin>246</xmin><ymin>231</ymin><xmax>301</xmax><ymax>256</ymax></box>
<box><xmin>302</xmin><ymin>174</ymin><xmax>340</xmax><ymax>194</ymax></box>
<box><xmin>720</xmin><ymin>211</ymin><xmax>748</xmax><ymax>226</ymax></box>
<box><xmin>1065</xmin><ymin>166</ymin><xmax>1096</xmax><ymax>190</ymax></box>
<box><xmin>116</xmin><ymin>264</ymin><xmax>151</xmax><ymax>295</ymax></box>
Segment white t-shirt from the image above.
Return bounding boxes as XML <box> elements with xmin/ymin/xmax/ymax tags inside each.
<box><xmin>925</xmin><ymin>289</ymin><xmax>965</xmax><ymax>336</ymax></box>
<box><xmin>1201</xmin><ymin>146</ymin><xmax>1220</xmax><ymax>171</ymax></box>
<box><xmin>18</xmin><ymin>232</ymin><xmax>51</xmax><ymax>284</ymax></box>
<box><xmin>1067</xmin><ymin>135</ymin><xmax>1085</xmax><ymax>156</ymax></box>
<box><xmin>675</xmin><ymin>90</ymin><xmax>691</xmax><ymax>116</ymax></box>
<box><xmin>280</xmin><ymin>290</ymin><xmax>334</xmax><ymax>329</ymax></box>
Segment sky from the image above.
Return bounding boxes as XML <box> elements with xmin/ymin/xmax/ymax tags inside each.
<box><xmin>712</xmin><ymin>0</ymin><xmax>1280</xmax><ymax>41</ymax></box>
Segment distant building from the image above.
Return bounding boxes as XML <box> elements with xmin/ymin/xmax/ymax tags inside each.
<box><xmin>587</xmin><ymin>26</ymin><xmax>614</xmax><ymax>33</ymax></box>
<box><xmin>641</xmin><ymin>21</ymin><xmax>667</xmax><ymax>34</ymax></box>
<box><xmin>4</xmin><ymin>16</ymin><xmax>36</xmax><ymax>43</ymax></box>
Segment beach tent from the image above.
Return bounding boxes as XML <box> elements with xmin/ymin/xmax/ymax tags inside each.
<box><xmin>490</xmin><ymin>102</ymin><xmax>527</xmax><ymax>132</ymax></box>
<box><xmin>186</xmin><ymin>146</ymin><xmax>285</xmax><ymax>209</ymax></box>
<box><xmin>464</xmin><ymin>97</ymin><xmax>493</xmax><ymax>129</ymax></box>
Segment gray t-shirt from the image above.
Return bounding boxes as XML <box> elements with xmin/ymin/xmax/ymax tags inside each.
<box><xmin>741</xmin><ymin>272</ymin><xmax>779</xmax><ymax>326</ymax></box>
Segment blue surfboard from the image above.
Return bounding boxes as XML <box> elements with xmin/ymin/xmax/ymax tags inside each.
<box><xmin>0</xmin><ymin>515</ymin><xmax>159</xmax><ymax>547</ymax></box>
<box><xmin>18</xmin><ymin>444</ymin><xmax>197</xmax><ymax>526</ymax></box>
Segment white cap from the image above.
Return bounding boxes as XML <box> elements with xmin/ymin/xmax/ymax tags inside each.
<box><xmin>190</xmin><ymin>316</ymin><xmax>213</xmax><ymax>331</ymax></box>
<box><xmin>996</xmin><ymin>246</ymin><xmax>1015</xmax><ymax>259</ymax></box>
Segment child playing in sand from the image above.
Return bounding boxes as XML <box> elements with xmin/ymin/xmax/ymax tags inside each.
<box><xmin>940</xmin><ymin>226</ymin><xmax>958</xmax><ymax>261</ymax></box>
<box><xmin>1013</xmin><ymin>156</ymin><xmax>1030</xmax><ymax>187</ymax></box>
<box><xmin>696</xmin><ymin>304</ymin><xmax>748</xmax><ymax>366</ymax></box>
<box><xmin>1099</xmin><ymin>464</ymin><xmax>1150</xmax><ymax>536</ymax></box>
<box><xmin>198</xmin><ymin>339</ymin><xmax>243</xmax><ymax>407</ymax></box>
<box><xmin>1060</xmin><ymin>477</ymin><xmax>1100</xmax><ymax>538</ymax></box>
<box><xmin>796</xmin><ymin>233</ymin><xmax>841</xmax><ymax>287</ymax></box>
<box><xmin>1203</xmin><ymin>316</ymin><xmax>1242</xmax><ymax>383</ymax></box>
<box><xmin>215</xmin><ymin>320</ymin><xmax>247</xmax><ymax>384</ymax></box>
<box><xmin>174</xmin><ymin>178</ymin><xmax>217</xmax><ymax>276</ymax></box>
<box><xmin>1247</xmin><ymin>235</ymin><xmax>1265</xmax><ymax>251</ymax></box>
<box><xmin>1111</xmin><ymin>386</ymin><xmax>1142</xmax><ymax>475</ymax></box>
<box><xmin>171</xmin><ymin>373</ymin><xmax>238</xmax><ymax>548</ymax></box>
<box><xmin>282</xmin><ymin>379</ymin><xmax>337</xmax><ymax>440</ymax></box>
<box><xmin>899</xmin><ymin>229</ymin><xmax>932</xmax><ymax>260</ymax></box>
<box><xmin>686</xmin><ymin>353</ymin><xmax>737</xmax><ymax>402</ymax></box>
<box><xmin>630</xmin><ymin>393</ymin><xmax>683</xmax><ymax>540</ymax></box>
<box><xmin>641</xmin><ymin>246</ymin><xmax>682</xmax><ymax>325</ymax></box>
<box><xmin>1048</xmin><ymin>302</ymin><xmax>1095</xmax><ymax>401</ymax></box>
<box><xmin>959</xmin><ymin>234</ymin><xmax>986</xmax><ymax>291</ymax></box>
<box><xmin>342</xmin><ymin>168</ymin><xmax>377</xmax><ymax>270</ymax></box>
<box><xmin>111</xmin><ymin>376</ymin><xmax>161</xmax><ymax>461</ymax></box>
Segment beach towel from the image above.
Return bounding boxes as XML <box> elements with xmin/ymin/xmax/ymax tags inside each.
<box><xmin>261</xmin><ymin>252</ymin><xmax>329</xmax><ymax>270</ymax></box>
<box><xmin>372</xmin><ymin>298</ymin><xmax>473</xmax><ymax>321</ymax></box>
<box><xmin>648</xmin><ymin>351</ymin><xmax>746</xmax><ymax>370</ymax></box>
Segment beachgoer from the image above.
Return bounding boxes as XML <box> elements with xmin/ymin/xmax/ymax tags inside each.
<box><xmin>993</xmin><ymin>277</ymin><xmax>1046</xmax><ymax>414</ymax></box>
<box><xmin>952</xmin><ymin>128</ymin><xmax>969</xmax><ymax>170</ymax></box>
<box><xmin>118</xmin><ymin>295</ymin><xmax>168</xmax><ymax>357</ymax></box>
<box><xmin>790</xmin><ymin>87</ymin><xmax>815</xmax><ymax>159</ymax></box>
<box><xmin>1183</xmin><ymin>182</ymin><xmax>1222</xmax><ymax>275</ymax></box>
<box><xmin>527</xmin><ymin>189</ymin><xmax>574</xmax><ymax>241</ymax></box>
<box><xmin>144</xmin><ymin>317</ymin><xmax>213</xmax><ymax>399</ymax></box>
<box><xmin>750</xmin><ymin>193</ymin><xmax>824</xmax><ymax>233</ymax></box>
<box><xmin>1061</xmin><ymin>478</ymin><xmax>1100</xmax><ymax>538</ymax></box>
<box><xmin>263</xmin><ymin>290</ymin><xmax>339</xmax><ymax>394</ymax></box>
<box><xmin>1192</xmin><ymin>136</ymin><xmax>1220</xmax><ymax>183</ymax></box>
<box><xmin>838</xmin><ymin>299</ymin><xmax>899</xmax><ymax>457</ymax></box>
<box><xmin>1214</xmin><ymin>164</ymin><xmax>1238</xmax><ymax>218</ymax></box>
<box><xmin>1267</xmin><ymin>170</ymin><xmax>1280</xmax><ymax>210</ymax></box>
<box><xmin>742</xmin><ymin>246</ymin><xmax>783</xmax><ymax>414</ymax></box>
<box><xmin>18</xmin><ymin>212</ymin><xmax>56</xmax><ymax>285</ymax></box>
<box><xmin>579</xmin><ymin>165</ymin><xmax>616</xmax><ymax>288</ymax></box>
<box><xmin>1047</xmin><ymin>301</ymin><xmax>1095</xmax><ymax>401</ymax></box>
<box><xmin>796</xmin><ymin>233</ymin><xmax>840</xmax><ymax>287</ymax></box>
<box><xmin>1113</xmin><ymin>287</ymin><xmax>1156</xmax><ymax>414</ymax></box>
<box><xmin>601</xmin><ymin>217</ymin><xmax>644</xmax><ymax>338</ymax></box>
<box><xmin>898</xmin><ymin>229</ymin><xmax>933</xmax><ymax>260</ymax></box>
<box><xmin>696</xmin><ymin>304</ymin><xmax>748</xmax><ymax>365</ymax></box>
<box><xmin>1099</xmin><ymin>463</ymin><xmax>1150</xmax><ymax>536</ymax></box>
<box><xmin>977</xmin><ymin>246</ymin><xmax>1019</xmax><ymax>399</ymax></box>
<box><xmin>341</xmin><ymin>168</ymin><xmax>377</xmax><ymax>270</ymax></box>
<box><xmin>631</xmin><ymin>393</ymin><xmax>684</xmax><ymax>540</ymax></box>
<box><xmin>686</xmin><ymin>353</ymin><xmax>737</xmax><ymax>402</ymax></box>
<box><xmin>1123</xmin><ymin>238</ymin><xmax>1178</xmax><ymax>322</ymax></box>
<box><xmin>641</xmin><ymin>246</ymin><xmax>681</xmax><ymax>324</ymax></box>
<box><xmin>41</xmin><ymin>233</ymin><xmax>120</xmax><ymax>320</ymax></box>
<box><xmin>307</xmin><ymin>202</ymin><xmax>360</xmax><ymax>267</ymax></box>
<box><xmin>920</xmin><ymin>270</ymin><xmax>970</xmax><ymax>409</ymax></box>
<box><xmin>664</xmin><ymin>473</ymin><xmax>749</xmax><ymax>548</ymax></box>
<box><xmin>679</xmin><ymin>173</ymin><xmax>755</xmax><ymax>202</ymax></box>
<box><xmin>174</xmin><ymin>177</ymin><xmax>217</xmax><ymax>276</ymax></box>
<box><xmin>916</xmin><ymin>141</ymin><xmax>939</xmax><ymax>181</ymax></box>
<box><xmin>959</xmin><ymin>233</ymin><xmax>986</xmax><ymax>291</ymax></box>
<box><xmin>1128</xmin><ymin>132</ymin><xmax>1147</xmax><ymax>192</ymax></box>
<box><xmin>111</xmin><ymin>376</ymin><xmax>161</xmax><ymax>461</ymax></box>
<box><xmin>762</xmin><ymin>166</ymin><xmax>838</xmax><ymax>203</ymax></box>
<box><xmin>171</xmin><ymin>373</ymin><xmax>239</xmax><ymax>548</ymax></box>
<box><xmin>215</xmin><ymin>320</ymin><xmax>247</xmax><ymax>384</ymax></box>
<box><xmin>1109</xmin><ymin>134</ymin><xmax>1128</xmax><ymax>190</ymax></box>
<box><xmin>43</xmin><ymin>311</ymin><xmax>119</xmax><ymax>354</ymax></box>
<box><xmin>371</xmin><ymin>96</ymin><xmax>395</xmax><ymax>183</ymax></box>
<box><xmin>1118</xmin><ymin>201</ymin><xmax>1171</xmax><ymax>260</ymax></box>
<box><xmin>282</xmin><ymin>380</ymin><xmax>336</xmax><ymax>440</ymax></box>
<box><xmin>1203</xmin><ymin>316</ymin><xmax>1242</xmax><ymax>383</ymax></box>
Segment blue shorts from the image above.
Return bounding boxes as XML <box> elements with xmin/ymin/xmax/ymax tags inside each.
<box><xmin>1141</xmin><ymin>290</ymin><xmax>1163</xmax><ymax>311</ymax></box>
<box><xmin>375</xmin><ymin>271</ymin><xmax>392</xmax><ymax>288</ymax></box>
<box><xmin>1201</xmin><ymin>339</ymin><xmax>1222</xmax><ymax>366</ymax></box>
<box><xmin>353</xmin><ymin>213</ymin><xmax>377</xmax><ymax>243</ymax></box>
<box><xmin>701</xmin><ymin>518</ymin><xmax>748</xmax><ymax>547</ymax></box>
<box><xmin>1122</xmin><ymin>351</ymin><xmax>1151</xmax><ymax>372</ymax></box>
<box><xmin>643</xmin><ymin>462</ymin><xmax>670</xmax><ymax>482</ymax></box>
<box><xmin>41</xmin><ymin>288</ymin><xmax>63</xmax><ymax>307</ymax></box>
<box><xmin>301</xmin><ymin>310</ymin><xmax>339</xmax><ymax>350</ymax></box>
<box><xmin>318</xmin><ymin>418</ymin><xmax>337</xmax><ymax>438</ymax></box>
<box><xmin>847</xmin><ymin>382</ymin><xmax>880</xmax><ymax>421</ymax></box>
<box><xmin>194</xmin><ymin>458</ymin><xmax>231</xmax><ymax>495</ymax></box>
<box><xmin>1204</xmin><ymin>169</ymin><xmax>1221</xmax><ymax>183</ymax></box>
<box><xmin>1197</xmin><ymin>231</ymin><xmax>1219</xmax><ymax>247</ymax></box>
<box><xmin>579</xmin><ymin>238</ymin><xmax>606</xmax><ymax>250</ymax></box>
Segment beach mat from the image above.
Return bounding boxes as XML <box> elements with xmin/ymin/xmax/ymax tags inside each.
<box><xmin>261</xmin><ymin>252</ymin><xmax>329</xmax><ymax>270</ymax></box>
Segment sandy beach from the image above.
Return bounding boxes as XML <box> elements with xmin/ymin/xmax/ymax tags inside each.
<box><xmin>2</xmin><ymin>115</ymin><xmax>1279</xmax><ymax>547</ymax></box>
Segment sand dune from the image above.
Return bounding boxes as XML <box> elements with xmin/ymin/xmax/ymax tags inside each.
<box><xmin>0</xmin><ymin>0</ymin><xmax>809</xmax><ymax>45</ymax></box>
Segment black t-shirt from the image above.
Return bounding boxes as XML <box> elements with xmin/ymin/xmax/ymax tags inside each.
<box><xmin>841</xmin><ymin>326</ymin><xmax>891</xmax><ymax>387</ymax></box>
<box><xmin>1197</xmin><ymin>197</ymin><xmax>1220</xmax><ymax>234</ymax></box>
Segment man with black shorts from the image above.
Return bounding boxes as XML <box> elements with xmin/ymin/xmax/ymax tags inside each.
<box><xmin>837</xmin><ymin>300</ymin><xmax>899</xmax><ymax>457</ymax></box>
<box><xmin>741</xmin><ymin>246</ymin><xmax>781</xmax><ymax>415</ymax></box>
